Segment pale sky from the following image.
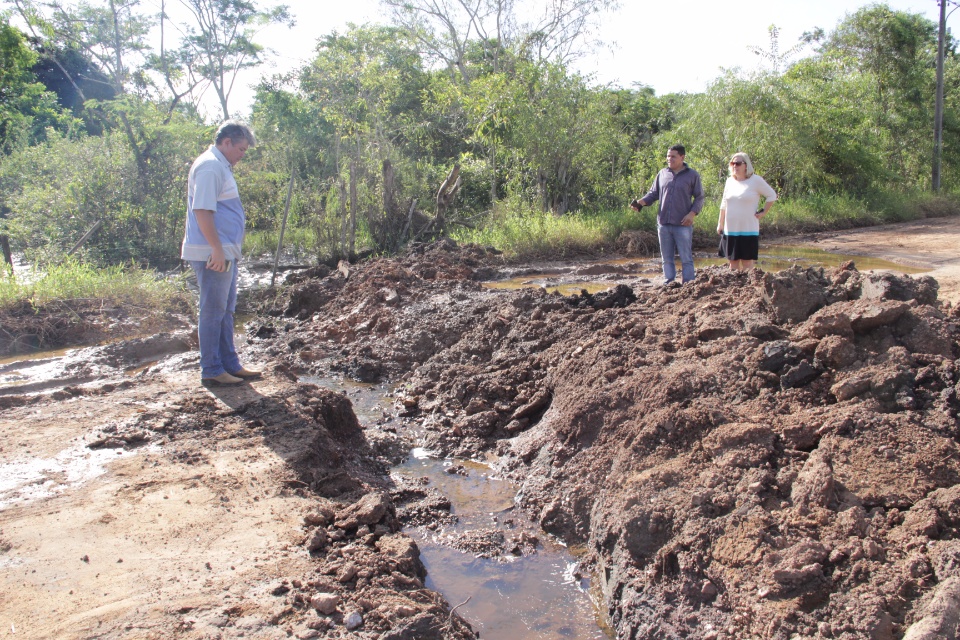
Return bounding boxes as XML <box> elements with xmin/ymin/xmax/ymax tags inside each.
<box><xmin>187</xmin><ymin>0</ymin><xmax>956</xmax><ymax>120</ymax></box>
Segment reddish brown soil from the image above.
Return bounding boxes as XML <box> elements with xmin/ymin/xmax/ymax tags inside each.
<box><xmin>1</xmin><ymin>217</ymin><xmax>959</xmax><ymax>640</ymax></box>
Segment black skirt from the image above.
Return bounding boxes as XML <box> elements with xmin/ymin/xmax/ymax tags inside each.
<box><xmin>718</xmin><ymin>235</ymin><xmax>759</xmax><ymax>261</ymax></box>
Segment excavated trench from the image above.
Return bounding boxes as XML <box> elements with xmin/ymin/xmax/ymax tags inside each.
<box><xmin>304</xmin><ymin>376</ymin><xmax>610</xmax><ymax>638</ymax></box>
<box><xmin>252</xmin><ymin>238</ymin><xmax>960</xmax><ymax>639</ymax></box>
<box><xmin>2</xmin><ymin>232</ymin><xmax>959</xmax><ymax>639</ymax></box>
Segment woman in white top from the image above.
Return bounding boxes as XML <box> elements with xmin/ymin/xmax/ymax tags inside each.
<box><xmin>716</xmin><ymin>152</ymin><xmax>778</xmax><ymax>271</ymax></box>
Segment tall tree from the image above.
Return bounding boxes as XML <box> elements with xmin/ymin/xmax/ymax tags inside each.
<box><xmin>9</xmin><ymin>0</ymin><xmax>153</xmax><ymax>99</ymax></box>
<box><xmin>502</xmin><ymin>60</ymin><xmax>620</xmax><ymax>213</ymax></box>
<box><xmin>0</xmin><ymin>17</ymin><xmax>73</xmax><ymax>154</ymax></box>
<box><xmin>8</xmin><ymin>0</ymin><xmax>154</xmax><ymax>169</ymax></box>
<box><xmin>381</xmin><ymin>0</ymin><xmax>618</xmax><ymax>84</ymax></box>
<box><xmin>176</xmin><ymin>0</ymin><xmax>293</xmax><ymax>120</ymax></box>
<box><xmin>748</xmin><ymin>24</ymin><xmax>823</xmax><ymax>73</ymax></box>
<box><xmin>819</xmin><ymin>5</ymin><xmax>939</xmax><ymax>179</ymax></box>
<box><xmin>297</xmin><ymin>25</ymin><xmax>428</xmax><ymax>253</ymax></box>
<box><xmin>4</xmin><ymin>0</ymin><xmax>209</xmax><ymax>264</ymax></box>
<box><xmin>382</xmin><ymin>0</ymin><xmax>617</xmax><ymax>213</ymax></box>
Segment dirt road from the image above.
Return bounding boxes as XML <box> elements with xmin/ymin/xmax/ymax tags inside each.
<box><xmin>1</xmin><ymin>217</ymin><xmax>959</xmax><ymax>640</ymax></box>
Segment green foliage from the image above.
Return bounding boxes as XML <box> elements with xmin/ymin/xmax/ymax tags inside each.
<box><xmin>762</xmin><ymin>194</ymin><xmax>878</xmax><ymax>234</ymax></box>
<box><xmin>0</xmin><ymin>18</ymin><xmax>77</xmax><ymax>154</ymax></box>
<box><xmin>664</xmin><ymin>4</ymin><xmax>948</xmax><ymax>203</ymax></box>
<box><xmin>501</xmin><ymin>61</ymin><xmax>626</xmax><ymax>214</ymax></box>
<box><xmin>817</xmin><ymin>5</ymin><xmax>938</xmax><ymax>181</ymax></box>
<box><xmin>244</xmin><ymin>226</ymin><xmax>318</xmax><ymax>261</ymax></box>
<box><xmin>2</xmin><ymin>1</ymin><xmax>960</xmax><ymax>270</ymax></box>
<box><xmin>0</xmin><ymin>117</ymin><xmax>206</xmax><ymax>267</ymax></box>
<box><xmin>0</xmin><ymin>256</ymin><xmax>185</xmax><ymax>308</ymax></box>
<box><xmin>454</xmin><ymin>196</ymin><xmax>648</xmax><ymax>259</ymax></box>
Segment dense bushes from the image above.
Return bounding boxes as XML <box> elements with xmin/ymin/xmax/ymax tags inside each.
<box><xmin>0</xmin><ymin>4</ymin><xmax>959</xmax><ymax>268</ymax></box>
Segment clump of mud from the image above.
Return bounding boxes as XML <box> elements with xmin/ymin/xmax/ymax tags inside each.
<box><xmin>251</xmin><ymin>242</ymin><xmax>960</xmax><ymax>640</ymax></box>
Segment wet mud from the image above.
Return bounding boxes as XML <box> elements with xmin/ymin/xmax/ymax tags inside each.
<box><xmin>2</xmin><ymin>222</ymin><xmax>960</xmax><ymax>639</ymax></box>
<box><xmin>252</xmin><ymin>239</ymin><xmax>960</xmax><ymax>639</ymax></box>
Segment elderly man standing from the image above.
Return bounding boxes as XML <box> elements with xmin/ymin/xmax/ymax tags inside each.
<box><xmin>181</xmin><ymin>120</ymin><xmax>261</xmax><ymax>387</ymax></box>
<box><xmin>631</xmin><ymin>144</ymin><xmax>705</xmax><ymax>286</ymax></box>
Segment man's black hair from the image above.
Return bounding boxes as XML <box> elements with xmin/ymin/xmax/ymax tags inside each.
<box><xmin>669</xmin><ymin>144</ymin><xmax>685</xmax><ymax>156</ymax></box>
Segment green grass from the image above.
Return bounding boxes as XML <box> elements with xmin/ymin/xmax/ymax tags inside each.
<box><xmin>244</xmin><ymin>226</ymin><xmax>321</xmax><ymax>259</ymax></box>
<box><xmin>747</xmin><ymin>191</ymin><xmax>960</xmax><ymax>237</ymax></box>
<box><xmin>453</xmin><ymin>203</ymin><xmax>652</xmax><ymax>260</ymax></box>
<box><xmin>0</xmin><ymin>259</ymin><xmax>188</xmax><ymax>311</ymax></box>
<box><xmin>454</xmin><ymin>190</ymin><xmax>960</xmax><ymax>261</ymax></box>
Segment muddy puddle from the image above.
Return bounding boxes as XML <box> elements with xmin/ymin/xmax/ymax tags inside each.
<box><xmin>0</xmin><ymin>440</ymin><xmax>154</xmax><ymax>512</ymax></box>
<box><xmin>305</xmin><ymin>377</ymin><xmax>611</xmax><ymax>639</ymax></box>
<box><xmin>0</xmin><ymin>347</ymin><xmax>92</xmax><ymax>392</ymax></box>
<box><xmin>485</xmin><ymin>244</ymin><xmax>930</xmax><ymax>294</ymax></box>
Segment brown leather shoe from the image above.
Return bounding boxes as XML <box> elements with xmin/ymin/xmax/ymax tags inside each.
<box><xmin>229</xmin><ymin>367</ymin><xmax>262</xmax><ymax>379</ymax></box>
<box><xmin>202</xmin><ymin>372</ymin><xmax>245</xmax><ymax>387</ymax></box>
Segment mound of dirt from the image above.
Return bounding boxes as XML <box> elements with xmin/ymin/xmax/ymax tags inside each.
<box><xmin>248</xmin><ymin>241</ymin><xmax>960</xmax><ymax>639</ymax></box>
<box><xmin>5</xmin><ymin>226</ymin><xmax>960</xmax><ymax>639</ymax></box>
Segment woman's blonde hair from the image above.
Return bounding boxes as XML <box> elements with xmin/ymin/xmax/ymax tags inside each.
<box><xmin>729</xmin><ymin>152</ymin><xmax>755</xmax><ymax>178</ymax></box>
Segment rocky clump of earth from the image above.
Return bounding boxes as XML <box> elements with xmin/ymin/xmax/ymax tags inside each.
<box><xmin>249</xmin><ymin>240</ymin><xmax>960</xmax><ymax>640</ymax></box>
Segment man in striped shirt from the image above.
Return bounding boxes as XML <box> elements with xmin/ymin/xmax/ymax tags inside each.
<box><xmin>182</xmin><ymin>121</ymin><xmax>262</xmax><ymax>387</ymax></box>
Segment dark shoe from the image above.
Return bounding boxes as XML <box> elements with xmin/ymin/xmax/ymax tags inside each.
<box><xmin>229</xmin><ymin>367</ymin><xmax>262</xmax><ymax>379</ymax></box>
<box><xmin>202</xmin><ymin>372</ymin><xmax>245</xmax><ymax>387</ymax></box>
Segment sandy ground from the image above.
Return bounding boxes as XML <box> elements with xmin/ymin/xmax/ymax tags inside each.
<box><xmin>0</xmin><ymin>371</ymin><xmax>327</xmax><ymax>639</ymax></box>
<box><xmin>0</xmin><ymin>216</ymin><xmax>958</xmax><ymax>640</ymax></box>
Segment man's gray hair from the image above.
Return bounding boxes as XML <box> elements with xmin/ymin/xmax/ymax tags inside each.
<box><xmin>215</xmin><ymin>120</ymin><xmax>257</xmax><ymax>146</ymax></box>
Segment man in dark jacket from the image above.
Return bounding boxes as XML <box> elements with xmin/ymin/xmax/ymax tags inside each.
<box><xmin>631</xmin><ymin>144</ymin><xmax>705</xmax><ymax>285</ymax></box>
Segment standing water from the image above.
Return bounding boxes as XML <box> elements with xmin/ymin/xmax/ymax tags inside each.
<box><xmin>483</xmin><ymin>244</ymin><xmax>929</xmax><ymax>295</ymax></box>
<box><xmin>306</xmin><ymin>377</ymin><xmax>611</xmax><ymax>639</ymax></box>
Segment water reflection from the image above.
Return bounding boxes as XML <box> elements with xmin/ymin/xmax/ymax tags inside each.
<box><xmin>302</xmin><ymin>377</ymin><xmax>610</xmax><ymax>640</ymax></box>
<box><xmin>744</xmin><ymin>244</ymin><xmax>928</xmax><ymax>274</ymax></box>
<box><xmin>395</xmin><ymin>452</ymin><xmax>609</xmax><ymax>640</ymax></box>
<box><xmin>0</xmin><ymin>441</ymin><xmax>156</xmax><ymax>510</ymax></box>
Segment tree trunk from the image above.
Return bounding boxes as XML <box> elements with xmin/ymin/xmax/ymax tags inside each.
<box><xmin>489</xmin><ymin>145</ymin><xmax>497</xmax><ymax>205</ymax></box>
<box><xmin>382</xmin><ymin>160</ymin><xmax>397</xmax><ymax>218</ymax></box>
<box><xmin>436</xmin><ymin>164</ymin><xmax>462</xmax><ymax>231</ymax></box>
<box><xmin>338</xmin><ymin>177</ymin><xmax>348</xmax><ymax>257</ymax></box>
<box><xmin>0</xmin><ymin>236</ymin><xmax>12</xmax><ymax>273</ymax></box>
<box><xmin>538</xmin><ymin>170</ymin><xmax>550</xmax><ymax>212</ymax></box>
<box><xmin>381</xmin><ymin>160</ymin><xmax>398</xmax><ymax>250</ymax></box>
<box><xmin>349</xmin><ymin>161</ymin><xmax>358</xmax><ymax>256</ymax></box>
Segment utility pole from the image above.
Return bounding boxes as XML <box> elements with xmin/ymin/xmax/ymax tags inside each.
<box><xmin>934</xmin><ymin>0</ymin><xmax>958</xmax><ymax>192</ymax></box>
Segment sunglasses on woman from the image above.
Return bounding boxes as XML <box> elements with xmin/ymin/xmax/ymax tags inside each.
<box><xmin>729</xmin><ymin>161</ymin><xmax>744</xmax><ymax>166</ymax></box>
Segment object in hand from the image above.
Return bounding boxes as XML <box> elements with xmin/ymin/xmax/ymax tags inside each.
<box><xmin>631</xmin><ymin>199</ymin><xmax>644</xmax><ymax>209</ymax></box>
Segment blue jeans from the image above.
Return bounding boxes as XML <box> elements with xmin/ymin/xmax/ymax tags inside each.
<box><xmin>658</xmin><ymin>223</ymin><xmax>695</xmax><ymax>283</ymax></box>
<box><xmin>189</xmin><ymin>260</ymin><xmax>241</xmax><ymax>378</ymax></box>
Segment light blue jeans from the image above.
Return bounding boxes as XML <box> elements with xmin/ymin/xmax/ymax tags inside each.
<box><xmin>658</xmin><ymin>223</ymin><xmax>695</xmax><ymax>283</ymax></box>
<box><xmin>189</xmin><ymin>260</ymin><xmax>241</xmax><ymax>378</ymax></box>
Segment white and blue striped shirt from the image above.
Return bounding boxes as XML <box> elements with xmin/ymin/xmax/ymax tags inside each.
<box><xmin>181</xmin><ymin>145</ymin><xmax>245</xmax><ymax>261</ymax></box>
